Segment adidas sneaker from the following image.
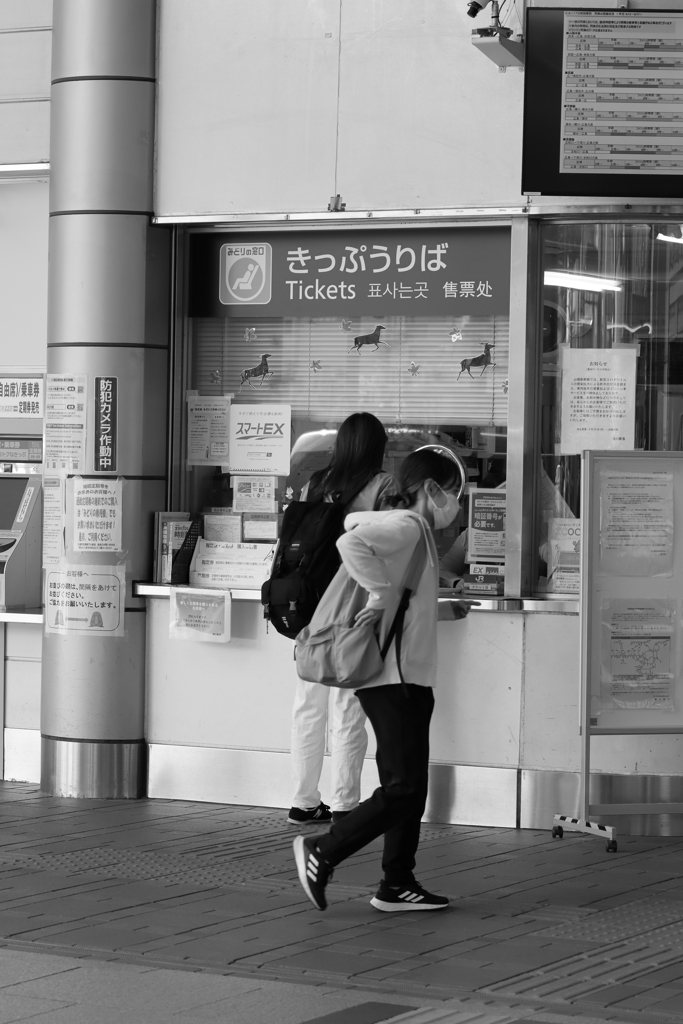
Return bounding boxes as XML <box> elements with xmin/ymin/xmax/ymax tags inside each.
<box><xmin>287</xmin><ymin>802</ymin><xmax>332</xmax><ymax>825</ymax></box>
<box><xmin>370</xmin><ymin>880</ymin><xmax>449</xmax><ymax>912</ymax></box>
<box><xmin>293</xmin><ymin>835</ymin><xmax>333</xmax><ymax>911</ymax></box>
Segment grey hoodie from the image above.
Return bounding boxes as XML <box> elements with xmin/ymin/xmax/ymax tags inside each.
<box><xmin>337</xmin><ymin>509</ymin><xmax>438</xmax><ymax>689</ymax></box>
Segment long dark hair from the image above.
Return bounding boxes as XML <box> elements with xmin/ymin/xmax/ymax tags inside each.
<box><xmin>385</xmin><ymin>449</ymin><xmax>459</xmax><ymax>509</ymax></box>
<box><xmin>308</xmin><ymin>412</ymin><xmax>388</xmax><ymax>501</ymax></box>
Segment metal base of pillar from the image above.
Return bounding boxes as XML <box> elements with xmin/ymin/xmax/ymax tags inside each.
<box><xmin>40</xmin><ymin>736</ymin><xmax>146</xmax><ymax>798</ymax></box>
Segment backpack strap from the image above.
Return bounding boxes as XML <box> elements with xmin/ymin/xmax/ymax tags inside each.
<box><xmin>379</xmin><ymin>532</ymin><xmax>427</xmax><ymax>698</ymax></box>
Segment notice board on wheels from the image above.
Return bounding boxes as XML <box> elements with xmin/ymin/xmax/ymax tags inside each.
<box><xmin>579</xmin><ymin>451</ymin><xmax>683</xmax><ymax>824</ymax></box>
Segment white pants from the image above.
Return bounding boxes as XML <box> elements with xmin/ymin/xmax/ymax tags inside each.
<box><xmin>290</xmin><ymin>678</ymin><xmax>368</xmax><ymax>812</ymax></box>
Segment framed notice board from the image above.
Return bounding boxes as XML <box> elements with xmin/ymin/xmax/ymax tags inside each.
<box><xmin>579</xmin><ymin>451</ymin><xmax>683</xmax><ymax>823</ymax></box>
<box><xmin>523</xmin><ymin>8</ymin><xmax>683</xmax><ymax>198</ymax></box>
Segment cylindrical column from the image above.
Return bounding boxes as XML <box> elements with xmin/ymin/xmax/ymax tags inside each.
<box><xmin>41</xmin><ymin>0</ymin><xmax>168</xmax><ymax>797</ymax></box>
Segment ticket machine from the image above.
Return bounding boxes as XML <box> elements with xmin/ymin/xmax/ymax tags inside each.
<box><xmin>0</xmin><ymin>474</ymin><xmax>42</xmax><ymax>609</ymax></box>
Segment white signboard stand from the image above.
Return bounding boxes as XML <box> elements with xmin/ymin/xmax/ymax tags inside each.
<box><xmin>553</xmin><ymin>451</ymin><xmax>683</xmax><ymax>853</ymax></box>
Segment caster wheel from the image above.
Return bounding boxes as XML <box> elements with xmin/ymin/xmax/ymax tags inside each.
<box><xmin>552</xmin><ymin>826</ymin><xmax>564</xmax><ymax>839</ymax></box>
<box><xmin>606</xmin><ymin>840</ymin><xmax>618</xmax><ymax>853</ymax></box>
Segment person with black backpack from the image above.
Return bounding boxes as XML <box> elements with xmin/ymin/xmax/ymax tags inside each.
<box><xmin>284</xmin><ymin>413</ymin><xmax>397</xmax><ymax>826</ymax></box>
<box><xmin>292</xmin><ymin>449</ymin><xmax>473</xmax><ymax>913</ymax></box>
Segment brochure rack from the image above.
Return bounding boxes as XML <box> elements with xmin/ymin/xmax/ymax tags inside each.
<box><xmin>554</xmin><ymin>451</ymin><xmax>683</xmax><ymax>853</ymax></box>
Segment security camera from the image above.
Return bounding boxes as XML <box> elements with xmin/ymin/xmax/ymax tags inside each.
<box><xmin>467</xmin><ymin>0</ymin><xmax>492</xmax><ymax>17</ymax></box>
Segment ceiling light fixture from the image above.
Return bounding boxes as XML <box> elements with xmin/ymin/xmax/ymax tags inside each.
<box><xmin>544</xmin><ymin>270</ymin><xmax>622</xmax><ymax>292</ymax></box>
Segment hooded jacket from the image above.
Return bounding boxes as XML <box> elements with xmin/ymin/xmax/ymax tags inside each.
<box><xmin>336</xmin><ymin>509</ymin><xmax>438</xmax><ymax>689</ymax></box>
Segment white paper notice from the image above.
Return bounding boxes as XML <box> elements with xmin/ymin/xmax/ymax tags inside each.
<box><xmin>0</xmin><ymin>377</ymin><xmax>43</xmax><ymax>418</ymax></box>
<box><xmin>228</xmin><ymin>404</ymin><xmax>291</xmax><ymax>475</ymax></box>
<box><xmin>599</xmin><ymin>470</ymin><xmax>674</xmax><ymax>576</ymax></box>
<box><xmin>547</xmin><ymin>518</ymin><xmax>581</xmax><ymax>594</ymax></box>
<box><xmin>189</xmin><ymin>539</ymin><xmax>274</xmax><ymax>590</ymax></box>
<box><xmin>561</xmin><ymin>12</ymin><xmax>683</xmax><ymax>176</ymax></box>
<box><xmin>44</xmin><ymin>374</ymin><xmax>87</xmax><ymax>474</ymax></box>
<box><xmin>42</xmin><ymin>477</ymin><xmax>65</xmax><ymax>566</ymax></box>
<box><xmin>560</xmin><ymin>349</ymin><xmax>636</xmax><ymax>455</ymax></box>
<box><xmin>204</xmin><ymin>514</ymin><xmax>242</xmax><ymax>543</ymax></box>
<box><xmin>599</xmin><ymin>597</ymin><xmax>676</xmax><ymax>711</ymax></box>
<box><xmin>232</xmin><ymin>476</ymin><xmax>277</xmax><ymax>512</ymax></box>
<box><xmin>169</xmin><ymin>588</ymin><xmax>231</xmax><ymax>643</ymax></box>
<box><xmin>45</xmin><ymin>563</ymin><xmax>125</xmax><ymax>637</ymax></box>
<box><xmin>187</xmin><ymin>396</ymin><xmax>231</xmax><ymax>465</ymax></box>
<box><xmin>73</xmin><ymin>478</ymin><xmax>122</xmax><ymax>553</ymax></box>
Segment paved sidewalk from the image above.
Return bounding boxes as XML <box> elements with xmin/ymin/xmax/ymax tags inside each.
<box><xmin>0</xmin><ymin>785</ymin><xmax>680</xmax><ymax>1022</ymax></box>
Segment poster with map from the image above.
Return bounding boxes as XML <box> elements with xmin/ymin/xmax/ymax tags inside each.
<box><xmin>599</xmin><ymin>597</ymin><xmax>676</xmax><ymax>712</ymax></box>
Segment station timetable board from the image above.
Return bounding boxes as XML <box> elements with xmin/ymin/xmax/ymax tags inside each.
<box><xmin>523</xmin><ymin>8</ymin><xmax>683</xmax><ymax>198</ymax></box>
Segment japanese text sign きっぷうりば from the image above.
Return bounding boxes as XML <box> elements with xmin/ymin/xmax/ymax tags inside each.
<box><xmin>188</xmin><ymin>229</ymin><xmax>511</xmax><ymax>319</ymax></box>
<box><xmin>44</xmin><ymin>374</ymin><xmax>87</xmax><ymax>475</ymax></box>
<box><xmin>0</xmin><ymin>377</ymin><xmax>43</xmax><ymax>418</ymax></box>
<box><xmin>94</xmin><ymin>377</ymin><xmax>117</xmax><ymax>473</ymax></box>
<box><xmin>73</xmin><ymin>478</ymin><xmax>122</xmax><ymax>553</ymax></box>
<box><xmin>560</xmin><ymin>349</ymin><xmax>636</xmax><ymax>455</ymax></box>
<box><xmin>228</xmin><ymin>404</ymin><xmax>290</xmax><ymax>476</ymax></box>
<box><xmin>169</xmin><ymin>588</ymin><xmax>231</xmax><ymax>643</ymax></box>
<box><xmin>467</xmin><ymin>489</ymin><xmax>506</xmax><ymax>563</ymax></box>
<box><xmin>45</xmin><ymin>564</ymin><xmax>125</xmax><ymax>637</ymax></box>
<box><xmin>187</xmin><ymin>396</ymin><xmax>231</xmax><ymax>465</ymax></box>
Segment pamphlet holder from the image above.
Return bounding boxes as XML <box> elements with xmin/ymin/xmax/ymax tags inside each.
<box><xmin>554</xmin><ymin>451</ymin><xmax>683</xmax><ymax>854</ymax></box>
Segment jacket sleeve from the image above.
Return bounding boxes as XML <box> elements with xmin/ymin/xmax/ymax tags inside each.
<box><xmin>336</xmin><ymin>516</ymin><xmax>421</xmax><ymax>611</ymax></box>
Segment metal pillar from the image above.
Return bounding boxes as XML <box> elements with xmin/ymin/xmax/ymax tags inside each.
<box><xmin>41</xmin><ymin>0</ymin><xmax>169</xmax><ymax>797</ymax></box>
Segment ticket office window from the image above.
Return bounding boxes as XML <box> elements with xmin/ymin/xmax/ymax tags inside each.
<box><xmin>187</xmin><ymin>314</ymin><xmax>508</xmax><ymax>567</ymax></box>
<box><xmin>180</xmin><ymin>228</ymin><xmax>511</xmax><ymax>577</ymax></box>
<box><xmin>538</xmin><ymin>221</ymin><xmax>683</xmax><ymax>595</ymax></box>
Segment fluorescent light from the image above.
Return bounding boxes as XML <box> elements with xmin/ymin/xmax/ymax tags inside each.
<box><xmin>544</xmin><ymin>270</ymin><xmax>622</xmax><ymax>292</ymax></box>
<box><xmin>657</xmin><ymin>232</ymin><xmax>683</xmax><ymax>245</ymax></box>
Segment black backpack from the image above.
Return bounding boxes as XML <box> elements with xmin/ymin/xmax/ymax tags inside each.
<box><xmin>261</xmin><ymin>488</ymin><xmax>361</xmax><ymax>639</ymax></box>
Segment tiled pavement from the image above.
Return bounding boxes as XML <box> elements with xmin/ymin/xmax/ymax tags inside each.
<box><xmin>0</xmin><ymin>786</ymin><xmax>681</xmax><ymax>1022</ymax></box>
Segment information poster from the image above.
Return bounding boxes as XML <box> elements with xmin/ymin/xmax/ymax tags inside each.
<box><xmin>228</xmin><ymin>404</ymin><xmax>291</xmax><ymax>476</ymax></box>
<box><xmin>73</xmin><ymin>478</ymin><xmax>122</xmax><ymax>553</ymax></box>
<box><xmin>0</xmin><ymin>377</ymin><xmax>43</xmax><ymax>418</ymax></box>
<box><xmin>187</xmin><ymin>396</ymin><xmax>231</xmax><ymax>465</ymax></box>
<box><xmin>204</xmin><ymin>514</ymin><xmax>241</xmax><ymax>543</ymax></box>
<box><xmin>560</xmin><ymin>349</ymin><xmax>636</xmax><ymax>455</ymax></box>
<box><xmin>44</xmin><ymin>374</ymin><xmax>87</xmax><ymax>474</ymax></box>
<box><xmin>189</xmin><ymin>539</ymin><xmax>274</xmax><ymax>589</ymax></box>
<box><xmin>45</xmin><ymin>564</ymin><xmax>125</xmax><ymax>637</ymax></box>
<box><xmin>169</xmin><ymin>588</ymin><xmax>231</xmax><ymax>643</ymax></box>
<box><xmin>599</xmin><ymin>597</ymin><xmax>676</xmax><ymax>711</ymax></box>
<box><xmin>232</xmin><ymin>476</ymin><xmax>277</xmax><ymax>512</ymax></box>
<box><xmin>466</xmin><ymin>489</ymin><xmax>506</xmax><ymax>563</ymax></box>
<box><xmin>599</xmin><ymin>470</ymin><xmax>673</xmax><ymax>576</ymax></box>
<box><xmin>547</xmin><ymin>518</ymin><xmax>581</xmax><ymax>594</ymax></box>
<box><xmin>561</xmin><ymin>12</ymin><xmax>683</xmax><ymax>176</ymax></box>
<box><xmin>42</xmin><ymin>476</ymin><xmax>65</xmax><ymax>566</ymax></box>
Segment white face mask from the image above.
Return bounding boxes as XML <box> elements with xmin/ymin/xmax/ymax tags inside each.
<box><xmin>428</xmin><ymin>483</ymin><xmax>460</xmax><ymax>530</ymax></box>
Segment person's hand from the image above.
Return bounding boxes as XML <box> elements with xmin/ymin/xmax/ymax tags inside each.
<box><xmin>450</xmin><ymin>600</ymin><xmax>479</xmax><ymax>619</ymax></box>
<box><xmin>354</xmin><ymin>607</ymin><xmax>383</xmax><ymax>629</ymax></box>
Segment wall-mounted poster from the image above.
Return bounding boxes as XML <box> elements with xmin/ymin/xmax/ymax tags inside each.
<box><xmin>599</xmin><ymin>469</ymin><xmax>674</xmax><ymax>578</ymax></box>
<box><xmin>169</xmin><ymin>588</ymin><xmax>231</xmax><ymax>643</ymax></box>
<box><xmin>466</xmin><ymin>489</ymin><xmax>506</xmax><ymax>563</ymax></box>
<box><xmin>560</xmin><ymin>349</ymin><xmax>636</xmax><ymax>456</ymax></box>
<box><xmin>72</xmin><ymin>478</ymin><xmax>123</xmax><ymax>553</ymax></box>
<box><xmin>44</xmin><ymin>374</ymin><xmax>87</xmax><ymax>474</ymax></box>
<box><xmin>228</xmin><ymin>404</ymin><xmax>291</xmax><ymax>476</ymax></box>
<box><xmin>45</xmin><ymin>564</ymin><xmax>125</xmax><ymax>637</ymax></box>
<box><xmin>187</xmin><ymin>395</ymin><xmax>231</xmax><ymax>465</ymax></box>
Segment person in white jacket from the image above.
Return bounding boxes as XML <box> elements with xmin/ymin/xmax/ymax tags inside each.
<box><xmin>293</xmin><ymin>449</ymin><xmax>472</xmax><ymax>912</ymax></box>
<box><xmin>288</xmin><ymin>412</ymin><xmax>398</xmax><ymax>826</ymax></box>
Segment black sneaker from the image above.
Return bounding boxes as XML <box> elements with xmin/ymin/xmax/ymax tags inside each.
<box><xmin>293</xmin><ymin>836</ymin><xmax>333</xmax><ymax>911</ymax></box>
<box><xmin>287</xmin><ymin>802</ymin><xmax>332</xmax><ymax>825</ymax></box>
<box><xmin>370</xmin><ymin>880</ymin><xmax>449</xmax><ymax>912</ymax></box>
<box><xmin>331</xmin><ymin>809</ymin><xmax>354</xmax><ymax>824</ymax></box>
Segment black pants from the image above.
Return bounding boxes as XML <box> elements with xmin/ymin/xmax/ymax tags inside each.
<box><xmin>315</xmin><ymin>683</ymin><xmax>434</xmax><ymax>887</ymax></box>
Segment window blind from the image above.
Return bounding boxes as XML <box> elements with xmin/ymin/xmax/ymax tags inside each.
<box><xmin>192</xmin><ymin>315</ymin><xmax>508</xmax><ymax>427</ymax></box>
